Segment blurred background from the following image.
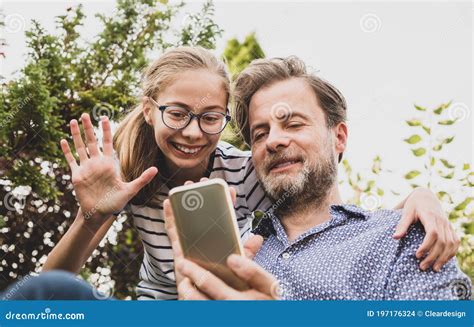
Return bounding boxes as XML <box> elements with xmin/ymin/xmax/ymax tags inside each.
<box><xmin>0</xmin><ymin>0</ymin><xmax>472</xmax><ymax>299</ymax></box>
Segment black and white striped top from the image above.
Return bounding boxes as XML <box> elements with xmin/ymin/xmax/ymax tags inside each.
<box><xmin>128</xmin><ymin>141</ymin><xmax>272</xmax><ymax>300</ymax></box>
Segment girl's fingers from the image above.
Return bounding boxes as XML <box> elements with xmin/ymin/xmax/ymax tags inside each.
<box><xmin>70</xmin><ymin>119</ymin><xmax>88</xmax><ymax>163</ymax></box>
<box><xmin>81</xmin><ymin>113</ymin><xmax>99</xmax><ymax>157</ymax></box>
<box><xmin>127</xmin><ymin>167</ymin><xmax>158</xmax><ymax>194</ymax></box>
<box><xmin>101</xmin><ymin>116</ymin><xmax>114</xmax><ymax>157</ymax></box>
<box><xmin>60</xmin><ymin>139</ymin><xmax>78</xmax><ymax>171</ymax></box>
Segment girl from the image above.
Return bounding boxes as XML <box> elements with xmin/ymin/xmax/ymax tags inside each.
<box><xmin>42</xmin><ymin>46</ymin><xmax>458</xmax><ymax>300</ymax></box>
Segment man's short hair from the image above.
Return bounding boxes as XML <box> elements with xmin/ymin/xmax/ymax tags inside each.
<box><xmin>232</xmin><ymin>56</ymin><xmax>347</xmax><ymax>161</ymax></box>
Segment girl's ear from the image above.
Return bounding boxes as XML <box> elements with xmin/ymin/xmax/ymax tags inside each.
<box><xmin>142</xmin><ymin>96</ymin><xmax>152</xmax><ymax>125</ymax></box>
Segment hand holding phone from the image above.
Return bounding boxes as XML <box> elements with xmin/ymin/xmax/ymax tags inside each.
<box><xmin>168</xmin><ymin>178</ymin><xmax>249</xmax><ymax>291</ymax></box>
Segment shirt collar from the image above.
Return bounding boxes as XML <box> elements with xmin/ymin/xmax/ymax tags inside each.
<box><xmin>252</xmin><ymin>204</ymin><xmax>370</xmax><ymax>244</ymax></box>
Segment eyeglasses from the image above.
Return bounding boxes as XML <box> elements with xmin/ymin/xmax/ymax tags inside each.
<box><xmin>148</xmin><ymin>98</ymin><xmax>231</xmax><ymax>135</ymax></box>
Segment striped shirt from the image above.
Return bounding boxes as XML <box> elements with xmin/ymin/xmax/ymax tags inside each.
<box><xmin>126</xmin><ymin>141</ymin><xmax>272</xmax><ymax>300</ymax></box>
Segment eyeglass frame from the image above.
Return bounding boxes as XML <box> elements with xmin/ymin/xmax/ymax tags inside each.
<box><xmin>147</xmin><ymin>97</ymin><xmax>231</xmax><ymax>135</ymax></box>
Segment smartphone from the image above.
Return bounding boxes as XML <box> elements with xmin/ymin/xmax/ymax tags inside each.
<box><xmin>169</xmin><ymin>178</ymin><xmax>248</xmax><ymax>291</ymax></box>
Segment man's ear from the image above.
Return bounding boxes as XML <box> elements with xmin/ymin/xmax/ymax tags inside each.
<box><xmin>334</xmin><ymin>122</ymin><xmax>348</xmax><ymax>162</ymax></box>
<box><xmin>142</xmin><ymin>96</ymin><xmax>152</xmax><ymax>125</ymax></box>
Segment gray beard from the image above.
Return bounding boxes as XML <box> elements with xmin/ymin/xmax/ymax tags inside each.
<box><xmin>259</xmin><ymin>150</ymin><xmax>337</xmax><ymax>218</ymax></box>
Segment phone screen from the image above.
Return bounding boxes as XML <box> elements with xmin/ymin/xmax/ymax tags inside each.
<box><xmin>169</xmin><ymin>180</ymin><xmax>248</xmax><ymax>290</ymax></box>
<box><xmin>171</xmin><ymin>182</ymin><xmax>240</xmax><ymax>264</ymax></box>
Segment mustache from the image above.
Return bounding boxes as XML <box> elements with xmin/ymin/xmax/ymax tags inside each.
<box><xmin>263</xmin><ymin>150</ymin><xmax>305</xmax><ymax>173</ymax></box>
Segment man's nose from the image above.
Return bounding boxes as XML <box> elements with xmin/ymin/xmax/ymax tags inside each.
<box><xmin>181</xmin><ymin>117</ymin><xmax>203</xmax><ymax>140</ymax></box>
<box><xmin>265</xmin><ymin>128</ymin><xmax>291</xmax><ymax>152</ymax></box>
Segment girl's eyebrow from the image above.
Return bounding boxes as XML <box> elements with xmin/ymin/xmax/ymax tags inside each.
<box><xmin>165</xmin><ymin>101</ymin><xmax>226</xmax><ymax>112</ymax></box>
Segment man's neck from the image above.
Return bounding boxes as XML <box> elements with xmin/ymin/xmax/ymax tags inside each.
<box><xmin>280</xmin><ymin>185</ymin><xmax>343</xmax><ymax>242</ymax></box>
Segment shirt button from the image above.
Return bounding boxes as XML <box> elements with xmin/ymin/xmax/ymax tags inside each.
<box><xmin>282</xmin><ymin>252</ymin><xmax>290</xmax><ymax>260</ymax></box>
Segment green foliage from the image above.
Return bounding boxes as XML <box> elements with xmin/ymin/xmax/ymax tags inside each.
<box><xmin>177</xmin><ymin>0</ymin><xmax>222</xmax><ymax>49</ymax></box>
<box><xmin>341</xmin><ymin>102</ymin><xmax>474</xmax><ymax>291</ymax></box>
<box><xmin>223</xmin><ymin>32</ymin><xmax>265</xmax><ymax>77</ymax></box>
<box><xmin>0</xmin><ymin>0</ymin><xmax>222</xmax><ymax>299</ymax></box>
<box><xmin>220</xmin><ymin>33</ymin><xmax>265</xmax><ymax>150</ymax></box>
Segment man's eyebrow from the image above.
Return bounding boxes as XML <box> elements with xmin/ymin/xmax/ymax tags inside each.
<box><xmin>287</xmin><ymin>112</ymin><xmax>310</xmax><ymax>121</ymax></box>
<box><xmin>250</xmin><ymin>111</ymin><xmax>310</xmax><ymax>135</ymax></box>
<box><xmin>250</xmin><ymin>122</ymin><xmax>268</xmax><ymax>136</ymax></box>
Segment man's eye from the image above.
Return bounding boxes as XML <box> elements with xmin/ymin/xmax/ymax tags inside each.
<box><xmin>288</xmin><ymin>123</ymin><xmax>303</xmax><ymax>129</ymax></box>
<box><xmin>253</xmin><ymin>132</ymin><xmax>267</xmax><ymax>141</ymax></box>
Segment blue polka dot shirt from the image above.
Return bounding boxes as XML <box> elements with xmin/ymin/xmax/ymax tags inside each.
<box><xmin>252</xmin><ymin>204</ymin><xmax>472</xmax><ymax>300</ymax></box>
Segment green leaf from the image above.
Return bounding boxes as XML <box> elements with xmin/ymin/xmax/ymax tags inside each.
<box><xmin>466</xmin><ymin>222</ymin><xmax>474</xmax><ymax>234</ymax></box>
<box><xmin>438</xmin><ymin>119</ymin><xmax>456</xmax><ymax>125</ymax></box>
<box><xmin>376</xmin><ymin>188</ymin><xmax>384</xmax><ymax>196</ymax></box>
<box><xmin>430</xmin><ymin>157</ymin><xmax>436</xmax><ymax>166</ymax></box>
<box><xmin>443</xmin><ymin>136</ymin><xmax>455</xmax><ymax>144</ymax></box>
<box><xmin>411</xmin><ymin>148</ymin><xmax>426</xmax><ymax>156</ymax></box>
<box><xmin>440</xmin><ymin>159</ymin><xmax>455</xmax><ymax>169</ymax></box>
<box><xmin>404</xmin><ymin>134</ymin><xmax>422</xmax><ymax>144</ymax></box>
<box><xmin>406</xmin><ymin>119</ymin><xmax>422</xmax><ymax>127</ymax></box>
<box><xmin>414</xmin><ymin>104</ymin><xmax>426</xmax><ymax>111</ymax></box>
<box><xmin>422</xmin><ymin>125</ymin><xmax>431</xmax><ymax>135</ymax></box>
<box><xmin>433</xmin><ymin>144</ymin><xmax>443</xmax><ymax>151</ymax></box>
<box><xmin>463</xmin><ymin>163</ymin><xmax>470</xmax><ymax>170</ymax></box>
<box><xmin>439</xmin><ymin>171</ymin><xmax>454</xmax><ymax>179</ymax></box>
<box><xmin>454</xmin><ymin>197</ymin><xmax>473</xmax><ymax>211</ymax></box>
<box><xmin>437</xmin><ymin>191</ymin><xmax>453</xmax><ymax>203</ymax></box>
<box><xmin>433</xmin><ymin>102</ymin><xmax>450</xmax><ymax>115</ymax></box>
<box><xmin>404</xmin><ymin>170</ymin><xmax>421</xmax><ymax>180</ymax></box>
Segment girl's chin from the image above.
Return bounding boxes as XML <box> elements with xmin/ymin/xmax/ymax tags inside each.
<box><xmin>163</xmin><ymin>146</ymin><xmax>212</xmax><ymax>170</ymax></box>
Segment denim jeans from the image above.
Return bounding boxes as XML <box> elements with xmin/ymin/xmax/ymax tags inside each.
<box><xmin>1</xmin><ymin>270</ymin><xmax>114</xmax><ymax>300</ymax></box>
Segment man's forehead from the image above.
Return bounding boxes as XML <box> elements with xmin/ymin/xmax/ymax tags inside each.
<box><xmin>248</xmin><ymin>79</ymin><xmax>321</xmax><ymax>125</ymax></box>
<box><xmin>249</xmin><ymin>78</ymin><xmax>313</xmax><ymax>110</ymax></box>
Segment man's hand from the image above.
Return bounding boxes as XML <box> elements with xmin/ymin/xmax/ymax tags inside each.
<box><xmin>176</xmin><ymin>255</ymin><xmax>279</xmax><ymax>300</ymax></box>
<box><xmin>392</xmin><ymin>187</ymin><xmax>460</xmax><ymax>272</ymax></box>
<box><xmin>163</xmin><ymin>177</ymin><xmax>268</xmax><ymax>298</ymax></box>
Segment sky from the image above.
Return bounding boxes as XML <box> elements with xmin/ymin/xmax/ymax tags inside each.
<box><xmin>1</xmin><ymin>0</ymin><xmax>472</xmax><ymax>207</ymax></box>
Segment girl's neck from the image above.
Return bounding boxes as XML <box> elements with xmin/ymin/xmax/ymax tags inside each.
<box><xmin>161</xmin><ymin>158</ymin><xmax>210</xmax><ymax>189</ymax></box>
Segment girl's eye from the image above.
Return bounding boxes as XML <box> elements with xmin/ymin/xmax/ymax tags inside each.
<box><xmin>202</xmin><ymin>114</ymin><xmax>222</xmax><ymax>123</ymax></box>
<box><xmin>168</xmin><ymin>111</ymin><xmax>187</xmax><ymax>119</ymax></box>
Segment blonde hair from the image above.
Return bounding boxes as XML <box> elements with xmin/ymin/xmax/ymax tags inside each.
<box><xmin>113</xmin><ymin>46</ymin><xmax>230</xmax><ymax>207</ymax></box>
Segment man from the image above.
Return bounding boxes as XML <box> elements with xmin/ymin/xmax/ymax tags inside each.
<box><xmin>163</xmin><ymin>56</ymin><xmax>472</xmax><ymax>300</ymax></box>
